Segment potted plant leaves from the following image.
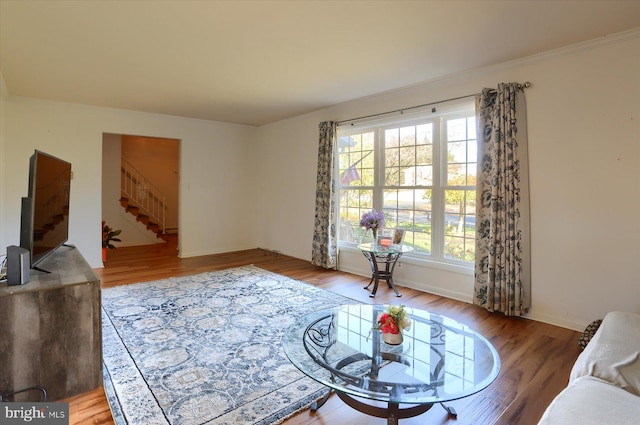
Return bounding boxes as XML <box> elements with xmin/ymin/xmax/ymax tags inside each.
<box><xmin>102</xmin><ymin>221</ymin><xmax>121</xmax><ymax>262</ymax></box>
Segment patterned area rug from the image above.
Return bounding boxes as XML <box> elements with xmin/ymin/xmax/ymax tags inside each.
<box><xmin>102</xmin><ymin>265</ymin><xmax>354</xmax><ymax>425</ymax></box>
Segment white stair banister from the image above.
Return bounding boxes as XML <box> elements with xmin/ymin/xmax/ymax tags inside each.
<box><xmin>120</xmin><ymin>157</ymin><xmax>166</xmax><ymax>233</ymax></box>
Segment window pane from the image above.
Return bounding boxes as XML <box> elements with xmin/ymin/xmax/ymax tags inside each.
<box><xmin>444</xmin><ymin>189</ymin><xmax>475</xmax><ymax>261</ymax></box>
<box><xmin>416</xmin><ymin>144</ymin><xmax>432</xmax><ymax>166</ymax></box>
<box><xmin>468</xmin><ymin>139</ymin><xmax>477</xmax><ymax>163</ymax></box>
<box><xmin>448</xmin><ymin>141</ymin><xmax>467</xmax><ymax>163</ymax></box>
<box><xmin>447</xmin><ymin>118</ymin><xmax>467</xmax><ymax>142</ymax></box>
<box><xmin>362</xmin><ymin>132</ymin><xmax>375</xmax><ymax>150</ymax></box>
<box><xmin>415</xmin><ymin>165</ymin><xmax>433</xmax><ymax>185</ymax></box>
<box><xmin>445</xmin><ymin>116</ymin><xmax>476</xmax><ymax>188</ymax></box>
<box><xmin>465</xmin><ymin>190</ymin><xmax>476</xmax><ymax>214</ymax></box>
<box><xmin>401</xmin><ymin>166</ymin><xmax>415</xmax><ymax>186</ymax></box>
<box><xmin>339</xmin><ymin>189</ymin><xmax>373</xmax><ymax>243</ymax></box>
<box><xmin>361</xmin><ymin>168</ymin><xmax>374</xmax><ymax>185</ymax></box>
<box><xmin>338</xmin><ymin>131</ymin><xmax>374</xmax><ymax>188</ymax></box>
<box><xmin>412</xmin><ymin>220</ymin><xmax>431</xmax><ymax>254</ymax></box>
<box><xmin>465</xmin><ymin>215</ymin><xmax>476</xmax><ymax>239</ymax></box>
<box><xmin>444</xmin><ymin>235</ymin><xmax>474</xmax><ymax>262</ymax></box>
<box><xmin>447</xmin><ymin>164</ymin><xmax>466</xmax><ymax>185</ymax></box>
<box><xmin>467</xmin><ymin>164</ymin><xmax>477</xmax><ymax>184</ymax></box>
<box><xmin>396</xmin><ymin>188</ymin><xmax>415</xmax><ymax>219</ymax></box>
<box><xmin>385</xmin><ymin>139</ymin><xmax>400</xmax><ymax>186</ymax></box>
<box><xmin>380</xmin><ymin>188</ymin><xmax>433</xmax><ymax>254</ymax></box>
<box><xmin>399</xmin><ymin>146</ymin><xmax>414</xmax><ymax>167</ymax></box>
<box><xmin>400</xmin><ymin>126</ymin><xmax>416</xmax><ymax>147</ymax></box>
<box><xmin>385</xmin><ymin>166</ymin><xmax>400</xmax><ymax>186</ymax></box>
<box><xmin>385</xmin><ymin>128</ymin><xmax>399</xmax><ymax>148</ymax></box>
<box><xmin>385</xmin><ymin>146</ymin><xmax>400</xmax><ymax>168</ymax></box>
<box><xmin>339</xmin><ymin>189</ymin><xmax>372</xmax><ymax>211</ymax></box>
<box><xmin>384</xmin><ymin>189</ymin><xmax>399</xmax><ymax>209</ymax></box>
<box><xmin>417</xmin><ymin>123</ymin><xmax>433</xmax><ymax>145</ymax></box>
<box><xmin>467</xmin><ymin>117</ymin><xmax>476</xmax><ymax>139</ymax></box>
<box><xmin>416</xmin><ymin>188</ymin><xmax>432</xmax><ymax>211</ymax></box>
<box><xmin>383</xmin><ymin>208</ymin><xmax>399</xmax><ymax>229</ymax></box>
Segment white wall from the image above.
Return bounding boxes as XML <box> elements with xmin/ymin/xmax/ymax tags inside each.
<box><xmin>0</xmin><ymin>97</ymin><xmax>257</xmax><ymax>268</ymax></box>
<box><xmin>255</xmin><ymin>30</ymin><xmax>640</xmax><ymax>331</ymax></box>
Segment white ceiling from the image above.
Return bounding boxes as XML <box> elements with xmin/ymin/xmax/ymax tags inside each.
<box><xmin>1</xmin><ymin>1</ymin><xmax>639</xmax><ymax>126</ymax></box>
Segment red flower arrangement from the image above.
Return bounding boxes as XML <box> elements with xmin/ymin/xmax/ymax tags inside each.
<box><xmin>378</xmin><ymin>312</ymin><xmax>401</xmax><ymax>334</ymax></box>
<box><xmin>375</xmin><ymin>305</ymin><xmax>411</xmax><ymax>335</ymax></box>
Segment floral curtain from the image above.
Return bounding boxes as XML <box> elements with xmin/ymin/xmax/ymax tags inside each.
<box><xmin>311</xmin><ymin>121</ymin><xmax>338</xmax><ymax>269</ymax></box>
<box><xmin>474</xmin><ymin>83</ymin><xmax>531</xmax><ymax>316</ymax></box>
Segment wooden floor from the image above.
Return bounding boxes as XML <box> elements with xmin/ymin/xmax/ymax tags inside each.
<box><xmin>65</xmin><ymin>237</ymin><xmax>581</xmax><ymax>425</ymax></box>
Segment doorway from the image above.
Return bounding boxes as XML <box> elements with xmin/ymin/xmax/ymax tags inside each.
<box><xmin>102</xmin><ymin>133</ymin><xmax>180</xmax><ymax>254</ymax></box>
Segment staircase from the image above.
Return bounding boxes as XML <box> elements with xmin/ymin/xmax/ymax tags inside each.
<box><xmin>120</xmin><ymin>156</ymin><xmax>170</xmax><ymax>241</ymax></box>
<box><xmin>119</xmin><ymin>197</ymin><xmax>169</xmax><ymax>240</ymax></box>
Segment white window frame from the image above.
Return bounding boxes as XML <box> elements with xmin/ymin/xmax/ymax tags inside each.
<box><xmin>336</xmin><ymin>99</ymin><xmax>477</xmax><ymax>267</ymax></box>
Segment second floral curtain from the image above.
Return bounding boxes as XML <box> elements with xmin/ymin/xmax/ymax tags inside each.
<box><xmin>474</xmin><ymin>83</ymin><xmax>531</xmax><ymax>316</ymax></box>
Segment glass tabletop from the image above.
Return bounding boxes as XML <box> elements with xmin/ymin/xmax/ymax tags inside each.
<box><xmin>358</xmin><ymin>243</ymin><xmax>413</xmax><ymax>254</ymax></box>
<box><xmin>283</xmin><ymin>304</ymin><xmax>500</xmax><ymax>405</ymax></box>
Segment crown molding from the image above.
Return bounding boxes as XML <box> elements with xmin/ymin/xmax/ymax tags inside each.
<box><xmin>338</xmin><ymin>27</ymin><xmax>640</xmax><ymax>108</ymax></box>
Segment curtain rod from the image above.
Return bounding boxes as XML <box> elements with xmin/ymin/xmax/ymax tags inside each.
<box><xmin>337</xmin><ymin>81</ymin><xmax>531</xmax><ymax>126</ymax></box>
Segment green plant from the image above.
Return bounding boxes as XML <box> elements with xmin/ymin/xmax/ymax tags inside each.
<box><xmin>102</xmin><ymin>221</ymin><xmax>122</xmax><ymax>249</ymax></box>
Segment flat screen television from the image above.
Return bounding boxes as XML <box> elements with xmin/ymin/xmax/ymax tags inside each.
<box><xmin>20</xmin><ymin>150</ymin><xmax>72</xmax><ymax>269</ymax></box>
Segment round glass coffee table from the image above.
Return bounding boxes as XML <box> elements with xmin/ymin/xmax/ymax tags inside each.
<box><xmin>283</xmin><ymin>304</ymin><xmax>500</xmax><ymax>425</ymax></box>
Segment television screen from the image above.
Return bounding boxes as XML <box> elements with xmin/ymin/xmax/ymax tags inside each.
<box><xmin>21</xmin><ymin>150</ymin><xmax>72</xmax><ymax>268</ymax></box>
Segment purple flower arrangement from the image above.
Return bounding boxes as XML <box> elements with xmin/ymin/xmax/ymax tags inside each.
<box><xmin>360</xmin><ymin>209</ymin><xmax>385</xmax><ymax>233</ymax></box>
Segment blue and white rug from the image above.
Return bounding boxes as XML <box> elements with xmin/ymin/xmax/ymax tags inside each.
<box><xmin>102</xmin><ymin>265</ymin><xmax>354</xmax><ymax>425</ymax></box>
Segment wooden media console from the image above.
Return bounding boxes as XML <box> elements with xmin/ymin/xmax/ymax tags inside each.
<box><xmin>0</xmin><ymin>246</ymin><xmax>102</xmax><ymax>402</ymax></box>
